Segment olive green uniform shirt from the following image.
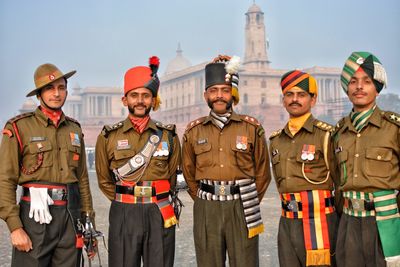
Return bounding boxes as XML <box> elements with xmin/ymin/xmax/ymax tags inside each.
<box><xmin>333</xmin><ymin>107</ymin><xmax>400</xmax><ymax>192</ymax></box>
<box><xmin>269</xmin><ymin>115</ymin><xmax>336</xmax><ymax>193</ymax></box>
<box><xmin>95</xmin><ymin>118</ymin><xmax>181</xmax><ymax>201</ymax></box>
<box><xmin>0</xmin><ymin>107</ymin><xmax>94</xmax><ymax>232</ymax></box>
<box><xmin>182</xmin><ymin>112</ymin><xmax>271</xmax><ymax>200</ymax></box>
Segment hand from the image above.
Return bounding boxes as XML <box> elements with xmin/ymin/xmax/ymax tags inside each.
<box><xmin>11</xmin><ymin>228</ymin><xmax>32</xmax><ymax>252</ymax></box>
<box><xmin>28</xmin><ymin>187</ymin><xmax>54</xmax><ymax>224</ymax></box>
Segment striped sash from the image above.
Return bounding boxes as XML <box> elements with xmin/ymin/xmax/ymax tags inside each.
<box><xmin>281</xmin><ymin>190</ymin><xmax>333</xmax><ymax>266</ymax></box>
<box><xmin>373</xmin><ymin>190</ymin><xmax>400</xmax><ymax>263</ymax></box>
<box><xmin>236</xmin><ymin>178</ymin><xmax>264</xmax><ymax>238</ymax></box>
<box><xmin>342</xmin><ymin>191</ymin><xmax>375</xmax><ymax>217</ymax></box>
<box><xmin>115</xmin><ymin>180</ymin><xmax>177</xmax><ymax>228</ymax></box>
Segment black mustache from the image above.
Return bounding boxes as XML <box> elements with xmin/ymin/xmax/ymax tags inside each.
<box><xmin>289</xmin><ymin>102</ymin><xmax>302</xmax><ymax>107</ymax></box>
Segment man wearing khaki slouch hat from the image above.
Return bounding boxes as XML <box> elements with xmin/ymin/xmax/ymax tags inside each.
<box><xmin>333</xmin><ymin>51</ymin><xmax>400</xmax><ymax>266</ymax></box>
<box><xmin>0</xmin><ymin>63</ymin><xmax>95</xmax><ymax>266</ymax></box>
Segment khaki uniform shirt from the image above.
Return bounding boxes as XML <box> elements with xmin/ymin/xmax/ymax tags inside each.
<box><xmin>0</xmin><ymin>107</ymin><xmax>93</xmax><ymax>232</ymax></box>
<box><xmin>269</xmin><ymin>115</ymin><xmax>336</xmax><ymax>193</ymax></box>
<box><xmin>95</xmin><ymin>118</ymin><xmax>181</xmax><ymax>201</ymax></box>
<box><xmin>333</xmin><ymin>107</ymin><xmax>400</xmax><ymax>193</ymax></box>
<box><xmin>182</xmin><ymin>112</ymin><xmax>271</xmax><ymax>200</ymax></box>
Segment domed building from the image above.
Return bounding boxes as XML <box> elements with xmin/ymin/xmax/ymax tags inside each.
<box><xmin>165</xmin><ymin>43</ymin><xmax>192</xmax><ymax>75</ymax></box>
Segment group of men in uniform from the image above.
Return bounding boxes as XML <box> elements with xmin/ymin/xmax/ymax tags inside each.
<box><xmin>0</xmin><ymin>50</ymin><xmax>398</xmax><ymax>267</ymax></box>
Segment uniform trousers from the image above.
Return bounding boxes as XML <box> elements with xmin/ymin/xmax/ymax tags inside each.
<box><xmin>108</xmin><ymin>200</ymin><xmax>175</xmax><ymax>267</ymax></box>
<box><xmin>12</xmin><ymin>201</ymin><xmax>81</xmax><ymax>267</ymax></box>
<box><xmin>278</xmin><ymin>213</ymin><xmax>338</xmax><ymax>267</ymax></box>
<box><xmin>193</xmin><ymin>198</ymin><xmax>259</xmax><ymax>267</ymax></box>
<box><xmin>336</xmin><ymin>214</ymin><xmax>386</xmax><ymax>267</ymax></box>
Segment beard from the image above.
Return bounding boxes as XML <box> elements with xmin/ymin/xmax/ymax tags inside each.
<box><xmin>207</xmin><ymin>98</ymin><xmax>234</xmax><ymax>112</ymax></box>
<box><xmin>128</xmin><ymin>104</ymin><xmax>152</xmax><ymax>118</ymax></box>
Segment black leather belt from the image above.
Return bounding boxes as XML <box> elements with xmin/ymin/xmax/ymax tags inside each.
<box><xmin>344</xmin><ymin>198</ymin><xmax>375</xmax><ymax>212</ymax></box>
<box><xmin>200</xmin><ymin>182</ymin><xmax>240</xmax><ymax>196</ymax></box>
<box><xmin>22</xmin><ymin>186</ymin><xmax>67</xmax><ymax>201</ymax></box>
<box><xmin>281</xmin><ymin>197</ymin><xmax>335</xmax><ymax>212</ymax></box>
<box><xmin>115</xmin><ymin>184</ymin><xmax>169</xmax><ymax>200</ymax></box>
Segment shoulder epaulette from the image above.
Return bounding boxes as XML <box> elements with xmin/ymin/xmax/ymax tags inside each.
<box><xmin>154</xmin><ymin>121</ymin><xmax>176</xmax><ymax>132</ymax></box>
<box><xmin>383</xmin><ymin>111</ymin><xmax>400</xmax><ymax>127</ymax></box>
<box><xmin>7</xmin><ymin>112</ymin><xmax>35</xmax><ymax>124</ymax></box>
<box><xmin>269</xmin><ymin>129</ymin><xmax>282</xmax><ymax>140</ymax></box>
<box><xmin>185</xmin><ymin>117</ymin><xmax>206</xmax><ymax>133</ymax></box>
<box><xmin>314</xmin><ymin>120</ymin><xmax>334</xmax><ymax>132</ymax></box>
<box><xmin>240</xmin><ymin>115</ymin><xmax>260</xmax><ymax>127</ymax></box>
<box><xmin>101</xmin><ymin>121</ymin><xmax>124</xmax><ymax>137</ymax></box>
<box><xmin>65</xmin><ymin>116</ymin><xmax>81</xmax><ymax>127</ymax></box>
<box><xmin>332</xmin><ymin>118</ymin><xmax>345</xmax><ymax>136</ymax></box>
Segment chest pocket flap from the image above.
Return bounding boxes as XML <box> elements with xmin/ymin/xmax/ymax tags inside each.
<box><xmin>114</xmin><ymin>149</ymin><xmax>136</xmax><ymax>160</ymax></box>
<box><xmin>366</xmin><ymin>147</ymin><xmax>392</xmax><ymax>161</ymax></box>
<box><xmin>194</xmin><ymin>142</ymin><xmax>211</xmax><ymax>155</ymax></box>
<box><xmin>28</xmin><ymin>140</ymin><xmax>52</xmax><ymax>154</ymax></box>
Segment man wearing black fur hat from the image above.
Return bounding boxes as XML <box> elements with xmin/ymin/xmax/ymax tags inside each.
<box><xmin>182</xmin><ymin>55</ymin><xmax>271</xmax><ymax>266</ymax></box>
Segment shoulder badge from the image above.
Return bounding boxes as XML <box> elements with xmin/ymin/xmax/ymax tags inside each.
<box><xmin>7</xmin><ymin>112</ymin><xmax>34</xmax><ymax>124</ymax></box>
<box><xmin>154</xmin><ymin>121</ymin><xmax>176</xmax><ymax>133</ymax></box>
<box><xmin>383</xmin><ymin>111</ymin><xmax>400</xmax><ymax>127</ymax></box>
<box><xmin>314</xmin><ymin>120</ymin><xmax>334</xmax><ymax>132</ymax></box>
<box><xmin>185</xmin><ymin>117</ymin><xmax>206</xmax><ymax>133</ymax></box>
<box><xmin>332</xmin><ymin>118</ymin><xmax>345</xmax><ymax>136</ymax></box>
<box><xmin>101</xmin><ymin>121</ymin><xmax>124</xmax><ymax>137</ymax></box>
<box><xmin>269</xmin><ymin>129</ymin><xmax>282</xmax><ymax>140</ymax></box>
<box><xmin>65</xmin><ymin>116</ymin><xmax>81</xmax><ymax>127</ymax></box>
<box><xmin>240</xmin><ymin>115</ymin><xmax>260</xmax><ymax>127</ymax></box>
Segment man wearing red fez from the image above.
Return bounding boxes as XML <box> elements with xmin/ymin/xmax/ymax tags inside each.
<box><xmin>95</xmin><ymin>56</ymin><xmax>181</xmax><ymax>267</ymax></box>
<box><xmin>182</xmin><ymin>55</ymin><xmax>271</xmax><ymax>266</ymax></box>
<box><xmin>333</xmin><ymin>52</ymin><xmax>400</xmax><ymax>266</ymax></box>
<box><xmin>0</xmin><ymin>63</ymin><xmax>95</xmax><ymax>266</ymax></box>
<box><xmin>270</xmin><ymin>70</ymin><xmax>339</xmax><ymax>267</ymax></box>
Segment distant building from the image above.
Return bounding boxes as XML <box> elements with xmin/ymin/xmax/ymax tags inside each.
<box><xmin>19</xmin><ymin>3</ymin><xmax>345</xmax><ymax>145</ymax></box>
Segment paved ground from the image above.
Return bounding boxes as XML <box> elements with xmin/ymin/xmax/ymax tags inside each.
<box><xmin>0</xmin><ymin>171</ymin><xmax>281</xmax><ymax>266</ymax></box>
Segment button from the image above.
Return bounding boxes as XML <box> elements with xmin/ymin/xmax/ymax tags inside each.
<box><xmin>59</xmin><ymin>147</ymin><xmax>61</xmax><ymax>151</ymax></box>
<box><xmin>220</xmin><ymin>164</ymin><xmax>224</xmax><ymax>168</ymax></box>
<box><xmin>354</xmin><ymin>174</ymin><xmax>358</xmax><ymax>178</ymax></box>
<box><xmin>60</xmin><ymin>168</ymin><xmax>63</xmax><ymax>171</ymax></box>
<box><xmin>355</xmin><ymin>154</ymin><xmax>359</xmax><ymax>158</ymax></box>
<box><xmin>357</xmin><ymin>133</ymin><xmax>361</xmax><ymax>137</ymax></box>
<box><xmin>377</xmin><ymin>155</ymin><xmax>382</xmax><ymax>160</ymax></box>
<box><xmin>219</xmin><ymin>148</ymin><xmax>223</xmax><ymax>151</ymax></box>
<box><xmin>292</xmin><ymin>140</ymin><xmax>295</xmax><ymax>144</ymax></box>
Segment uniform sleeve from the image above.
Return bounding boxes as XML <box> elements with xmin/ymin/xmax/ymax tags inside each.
<box><xmin>254</xmin><ymin>126</ymin><xmax>271</xmax><ymax>201</ymax></box>
<box><xmin>168</xmin><ymin>134</ymin><xmax>181</xmax><ymax>191</ymax></box>
<box><xmin>77</xmin><ymin>135</ymin><xmax>94</xmax><ymax>218</ymax></box>
<box><xmin>182</xmin><ymin>132</ymin><xmax>198</xmax><ymax>200</ymax></box>
<box><xmin>0</xmin><ymin>123</ymin><xmax>23</xmax><ymax>232</ymax></box>
<box><xmin>330</xmin><ymin>132</ymin><xmax>343</xmax><ymax>215</ymax></box>
<box><xmin>95</xmin><ymin>134</ymin><xmax>115</xmax><ymax>201</ymax></box>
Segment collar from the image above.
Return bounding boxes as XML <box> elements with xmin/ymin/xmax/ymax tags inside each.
<box><xmin>284</xmin><ymin>114</ymin><xmax>315</xmax><ymax>137</ymax></box>
<box><xmin>342</xmin><ymin>106</ymin><xmax>383</xmax><ymax>132</ymax></box>
<box><xmin>203</xmin><ymin>110</ymin><xmax>241</xmax><ymax>125</ymax></box>
<box><xmin>34</xmin><ymin>107</ymin><xmax>66</xmax><ymax>127</ymax></box>
<box><xmin>122</xmin><ymin>116</ymin><xmax>159</xmax><ymax>133</ymax></box>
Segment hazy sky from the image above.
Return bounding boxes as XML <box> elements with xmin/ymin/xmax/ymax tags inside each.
<box><xmin>0</xmin><ymin>0</ymin><xmax>399</xmax><ymax>123</ymax></box>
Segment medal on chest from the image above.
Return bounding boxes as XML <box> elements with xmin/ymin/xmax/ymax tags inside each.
<box><xmin>153</xmin><ymin>141</ymin><xmax>169</xmax><ymax>157</ymax></box>
<box><xmin>301</xmin><ymin>144</ymin><xmax>315</xmax><ymax>161</ymax></box>
<box><xmin>236</xmin><ymin>136</ymin><xmax>248</xmax><ymax>151</ymax></box>
<box><xmin>70</xmin><ymin>132</ymin><xmax>81</xmax><ymax>147</ymax></box>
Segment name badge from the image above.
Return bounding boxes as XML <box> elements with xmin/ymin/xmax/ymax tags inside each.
<box><xmin>197</xmin><ymin>138</ymin><xmax>208</xmax><ymax>145</ymax></box>
<box><xmin>117</xmin><ymin>139</ymin><xmax>131</xmax><ymax>150</ymax></box>
<box><xmin>30</xmin><ymin>136</ymin><xmax>46</xmax><ymax>142</ymax></box>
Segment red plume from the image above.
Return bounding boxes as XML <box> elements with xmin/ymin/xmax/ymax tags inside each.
<box><xmin>149</xmin><ymin>56</ymin><xmax>160</xmax><ymax>76</ymax></box>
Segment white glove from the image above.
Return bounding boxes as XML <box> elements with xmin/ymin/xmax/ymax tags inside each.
<box><xmin>28</xmin><ymin>187</ymin><xmax>54</xmax><ymax>224</ymax></box>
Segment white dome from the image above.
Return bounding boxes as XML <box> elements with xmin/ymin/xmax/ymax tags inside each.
<box><xmin>165</xmin><ymin>43</ymin><xmax>192</xmax><ymax>75</ymax></box>
<box><xmin>247</xmin><ymin>3</ymin><xmax>262</xmax><ymax>13</ymax></box>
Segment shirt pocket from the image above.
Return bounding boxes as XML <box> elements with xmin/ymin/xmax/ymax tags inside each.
<box><xmin>67</xmin><ymin>143</ymin><xmax>81</xmax><ymax>168</ymax></box>
<box><xmin>296</xmin><ymin>148</ymin><xmax>326</xmax><ymax>182</ymax></box>
<box><xmin>25</xmin><ymin>140</ymin><xmax>53</xmax><ymax>168</ymax></box>
<box><xmin>112</xmin><ymin>149</ymin><xmax>136</xmax><ymax>169</ymax></box>
<box><xmin>363</xmin><ymin>147</ymin><xmax>392</xmax><ymax>178</ymax></box>
<box><xmin>194</xmin><ymin>142</ymin><xmax>212</xmax><ymax>168</ymax></box>
<box><xmin>149</xmin><ymin>155</ymin><xmax>169</xmax><ymax>179</ymax></box>
<box><xmin>271</xmin><ymin>153</ymin><xmax>283</xmax><ymax>181</ymax></box>
<box><xmin>231</xmin><ymin>139</ymin><xmax>254</xmax><ymax>175</ymax></box>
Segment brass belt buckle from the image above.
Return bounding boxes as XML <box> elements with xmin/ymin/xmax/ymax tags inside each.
<box><xmin>134</xmin><ymin>186</ymin><xmax>153</xmax><ymax>197</ymax></box>
<box><xmin>215</xmin><ymin>185</ymin><xmax>230</xmax><ymax>196</ymax></box>
<box><xmin>350</xmin><ymin>198</ymin><xmax>364</xmax><ymax>212</ymax></box>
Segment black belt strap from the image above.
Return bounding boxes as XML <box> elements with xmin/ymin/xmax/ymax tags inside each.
<box><xmin>22</xmin><ymin>187</ymin><xmax>67</xmax><ymax>201</ymax></box>
<box><xmin>199</xmin><ymin>183</ymin><xmax>240</xmax><ymax>195</ymax></box>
